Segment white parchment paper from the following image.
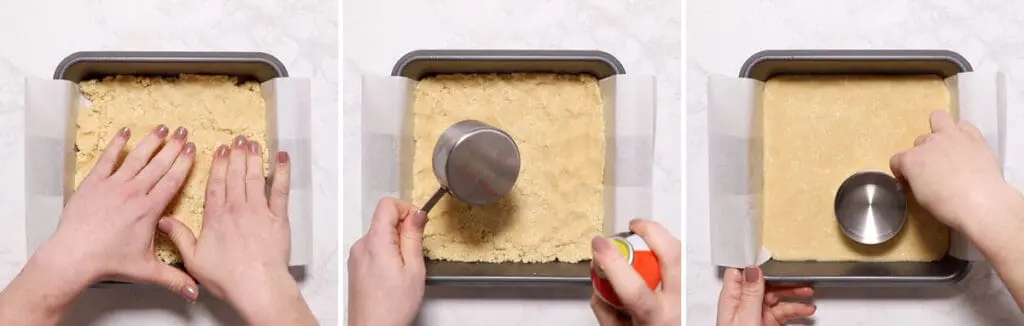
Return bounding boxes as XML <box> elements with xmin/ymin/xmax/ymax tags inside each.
<box><xmin>707</xmin><ymin>71</ymin><xmax>1006</xmax><ymax>267</ymax></box>
<box><xmin>24</xmin><ymin>77</ymin><xmax>314</xmax><ymax>267</ymax></box>
<box><xmin>360</xmin><ymin>74</ymin><xmax>657</xmax><ymax>235</ymax></box>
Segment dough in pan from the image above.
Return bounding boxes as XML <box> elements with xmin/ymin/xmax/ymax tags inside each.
<box><xmin>74</xmin><ymin>75</ymin><xmax>268</xmax><ymax>264</ymax></box>
<box><xmin>411</xmin><ymin>73</ymin><xmax>605</xmax><ymax>263</ymax></box>
<box><xmin>761</xmin><ymin>75</ymin><xmax>951</xmax><ymax>262</ymax></box>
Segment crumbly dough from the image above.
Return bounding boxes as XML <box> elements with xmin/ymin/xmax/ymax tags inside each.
<box><xmin>761</xmin><ymin>75</ymin><xmax>951</xmax><ymax>262</ymax></box>
<box><xmin>74</xmin><ymin>75</ymin><xmax>268</xmax><ymax>264</ymax></box>
<box><xmin>412</xmin><ymin>73</ymin><xmax>605</xmax><ymax>263</ymax></box>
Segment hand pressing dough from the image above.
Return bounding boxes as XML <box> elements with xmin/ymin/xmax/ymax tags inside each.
<box><xmin>74</xmin><ymin>75</ymin><xmax>268</xmax><ymax>264</ymax></box>
<box><xmin>412</xmin><ymin>73</ymin><xmax>604</xmax><ymax>263</ymax></box>
<box><xmin>761</xmin><ymin>75</ymin><xmax>951</xmax><ymax>262</ymax></box>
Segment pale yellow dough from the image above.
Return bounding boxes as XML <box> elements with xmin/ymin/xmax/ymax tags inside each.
<box><xmin>761</xmin><ymin>75</ymin><xmax>951</xmax><ymax>262</ymax></box>
<box><xmin>74</xmin><ymin>75</ymin><xmax>268</xmax><ymax>264</ymax></box>
<box><xmin>412</xmin><ymin>73</ymin><xmax>605</xmax><ymax>263</ymax></box>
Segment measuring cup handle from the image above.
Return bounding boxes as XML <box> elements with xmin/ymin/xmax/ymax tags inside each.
<box><xmin>420</xmin><ymin>187</ymin><xmax>447</xmax><ymax>214</ymax></box>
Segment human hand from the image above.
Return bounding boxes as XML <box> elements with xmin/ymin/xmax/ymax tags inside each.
<box><xmin>590</xmin><ymin>219</ymin><xmax>681</xmax><ymax>326</ymax></box>
<box><xmin>158</xmin><ymin>135</ymin><xmax>313</xmax><ymax>324</ymax></box>
<box><xmin>347</xmin><ymin>197</ymin><xmax>427</xmax><ymax>326</ymax></box>
<box><xmin>889</xmin><ymin>111</ymin><xmax>1010</xmax><ymax>231</ymax></box>
<box><xmin>716</xmin><ymin>267</ymin><xmax>815</xmax><ymax>326</ymax></box>
<box><xmin>41</xmin><ymin>125</ymin><xmax>199</xmax><ymax>298</ymax></box>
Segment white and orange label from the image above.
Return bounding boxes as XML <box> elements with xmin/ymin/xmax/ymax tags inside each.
<box><xmin>591</xmin><ymin>232</ymin><xmax>662</xmax><ymax>309</ymax></box>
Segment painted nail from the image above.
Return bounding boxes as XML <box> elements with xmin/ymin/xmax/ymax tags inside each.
<box><xmin>119</xmin><ymin>127</ymin><xmax>131</xmax><ymax>138</ymax></box>
<box><xmin>248</xmin><ymin>141</ymin><xmax>259</xmax><ymax>153</ymax></box>
<box><xmin>590</xmin><ymin>236</ymin><xmax>607</xmax><ymax>253</ymax></box>
<box><xmin>744</xmin><ymin>266</ymin><xmax>760</xmax><ymax>283</ymax></box>
<box><xmin>233</xmin><ymin>135</ymin><xmax>247</xmax><ymax>148</ymax></box>
<box><xmin>184</xmin><ymin>142</ymin><xmax>196</xmax><ymax>155</ymax></box>
<box><xmin>410</xmin><ymin>210</ymin><xmax>428</xmax><ymax>229</ymax></box>
<box><xmin>277</xmin><ymin>151</ymin><xmax>290</xmax><ymax>164</ymax></box>
<box><xmin>173</xmin><ymin>127</ymin><xmax>188</xmax><ymax>139</ymax></box>
<box><xmin>154</xmin><ymin>124</ymin><xmax>169</xmax><ymax>138</ymax></box>
<box><xmin>182</xmin><ymin>286</ymin><xmax>198</xmax><ymax>301</ymax></box>
<box><xmin>216</xmin><ymin>145</ymin><xmax>229</xmax><ymax>157</ymax></box>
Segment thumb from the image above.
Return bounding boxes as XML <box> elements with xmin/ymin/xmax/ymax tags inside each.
<box><xmin>157</xmin><ymin>218</ymin><xmax>197</xmax><ymax>262</ymax></box>
<box><xmin>398</xmin><ymin>209</ymin><xmax>427</xmax><ymax>271</ymax></box>
<box><xmin>148</xmin><ymin>262</ymin><xmax>200</xmax><ymax>301</ymax></box>
<box><xmin>736</xmin><ymin>266</ymin><xmax>766</xmax><ymax>325</ymax></box>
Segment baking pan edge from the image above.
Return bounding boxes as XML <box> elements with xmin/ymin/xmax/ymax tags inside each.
<box><xmin>54</xmin><ymin>51</ymin><xmax>289</xmax><ymax>80</ymax></box>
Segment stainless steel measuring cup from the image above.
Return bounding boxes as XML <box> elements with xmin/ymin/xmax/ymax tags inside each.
<box><xmin>420</xmin><ymin>120</ymin><xmax>521</xmax><ymax>213</ymax></box>
<box><xmin>833</xmin><ymin>170</ymin><xmax>908</xmax><ymax>245</ymax></box>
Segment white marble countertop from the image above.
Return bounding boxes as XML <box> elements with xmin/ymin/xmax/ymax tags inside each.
<box><xmin>0</xmin><ymin>1</ymin><xmax>338</xmax><ymax>325</ymax></box>
<box><xmin>688</xmin><ymin>1</ymin><xmax>1024</xmax><ymax>325</ymax></box>
<box><xmin>342</xmin><ymin>0</ymin><xmax>681</xmax><ymax>325</ymax></box>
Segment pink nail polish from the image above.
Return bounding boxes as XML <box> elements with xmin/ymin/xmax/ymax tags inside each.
<box><xmin>247</xmin><ymin>141</ymin><xmax>259</xmax><ymax>153</ymax></box>
<box><xmin>184</xmin><ymin>143</ymin><xmax>196</xmax><ymax>155</ymax></box>
<box><xmin>173</xmin><ymin>126</ymin><xmax>188</xmax><ymax>139</ymax></box>
<box><xmin>233</xmin><ymin>135</ymin><xmax>247</xmax><ymax>148</ymax></box>
<box><xmin>154</xmin><ymin>124</ymin><xmax>169</xmax><ymax>138</ymax></box>
<box><xmin>119</xmin><ymin>127</ymin><xmax>131</xmax><ymax>138</ymax></box>
<box><xmin>277</xmin><ymin>151</ymin><xmax>290</xmax><ymax>164</ymax></box>
<box><xmin>216</xmin><ymin>145</ymin><xmax>229</xmax><ymax>157</ymax></box>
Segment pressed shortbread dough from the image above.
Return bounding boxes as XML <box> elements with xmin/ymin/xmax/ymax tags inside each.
<box><xmin>74</xmin><ymin>75</ymin><xmax>268</xmax><ymax>264</ymax></box>
<box><xmin>412</xmin><ymin>73</ymin><xmax>604</xmax><ymax>263</ymax></box>
<box><xmin>761</xmin><ymin>75</ymin><xmax>951</xmax><ymax>262</ymax></box>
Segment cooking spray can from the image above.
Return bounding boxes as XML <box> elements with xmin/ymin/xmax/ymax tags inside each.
<box><xmin>590</xmin><ymin>232</ymin><xmax>662</xmax><ymax>309</ymax></box>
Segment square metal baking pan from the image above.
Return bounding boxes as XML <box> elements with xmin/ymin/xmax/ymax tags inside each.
<box><xmin>53</xmin><ymin>51</ymin><xmax>289</xmax><ymax>287</ymax></box>
<box><xmin>742</xmin><ymin>49</ymin><xmax>972</xmax><ymax>286</ymax></box>
<box><xmin>393</xmin><ymin>49</ymin><xmax>624</xmax><ymax>286</ymax></box>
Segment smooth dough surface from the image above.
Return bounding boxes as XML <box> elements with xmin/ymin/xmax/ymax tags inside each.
<box><xmin>74</xmin><ymin>75</ymin><xmax>267</xmax><ymax>264</ymax></box>
<box><xmin>412</xmin><ymin>73</ymin><xmax>604</xmax><ymax>263</ymax></box>
<box><xmin>761</xmin><ymin>75</ymin><xmax>951</xmax><ymax>262</ymax></box>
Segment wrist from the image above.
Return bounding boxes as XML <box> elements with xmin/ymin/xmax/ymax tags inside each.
<box><xmin>224</xmin><ymin>268</ymin><xmax>302</xmax><ymax>322</ymax></box>
<box><xmin>961</xmin><ymin>182</ymin><xmax>1024</xmax><ymax>258</ymax></box>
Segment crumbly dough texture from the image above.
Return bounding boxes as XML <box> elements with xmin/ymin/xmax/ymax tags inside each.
<box><xmin>761</xmin><ymin>75</ymin><xmax>951</xmax><ymax>262</ymax></box>
<box><xmin>74</xmin><ymin>75</ymin><xmax>268</xmax><ymax>264</ymax></box>
<box><xmin>412</xmin><ymin>73</ymin><xmax>605</xmax><ymax>263</ymax></box>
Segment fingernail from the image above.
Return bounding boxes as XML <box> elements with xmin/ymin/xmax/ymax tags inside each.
<box><xmin>590</xmin><ymin>236</ymin><xmax>608</xmax><ymax>254</ymax></box>
<box><xmin>248</xmin><ymin>141</ymin><xmax>259</xmax><ymax>153</ymax></box>
<box><xmin>744</xmin><ymin>266</ymin><xmax>760</xmax><ymax>283</ymax></box>
<box><xmin>173</xmin><ymin>127</ymin><xmax>188</xmax><ymax>139</ymax></box>
<box><xmin>183</xmin><ymin>286</ymin><xmax>198</xmax><ymax>301</ymax></box>
<box><xmin>216</xmin><ymin>145</ymin><xmax>229</xmax><ymax>157</ymax></box>
<box><xmin>184</xmin><ymin>142</ymin><xmax>196</xmax><ymax>155</ymax></box>
<box><xmin>157</xmin><ymin>218</ymin><xmax>171</xmax><ymax>231</ymax></box>
<box><xmin>277</xmin><ymin>151</ymin><xmax>290</xmax><ymax>164</ymax></box>
<box><xmin>411</xmin><ymin>210</ymin><xmax>428</xmax><ymax>229</ymax></box>
<box><xmin>119</xmin><ymin>127</ymin><xmax>131</xmax><ymax>138</ymax></box>
<box><xmin>233</xmin><ymin>135</ymin><xmax>247</xmax><ymax>148</ymax></box>
<box><xmin>154</xmin><ymin>124</ymin><xmax>169</xmax><ymax>138</ymax></box>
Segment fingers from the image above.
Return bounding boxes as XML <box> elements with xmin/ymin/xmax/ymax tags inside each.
<box><xmin>929</xmin><ymin>110</ymin><xmax>956</xmax><ymax>133</ymax></box>
<box><xmin>244</xmin><ymin>141</ymin><xmax>267</xmax><ymax>206</ymax></box>
<box><xmin>269</xmin><ymin>152</ymin><xmax>292</xmax><ymax>218</ymax></box>
<box><xmin>769</xmin><ymin>302</ymin><xmax>817</xmax><ymax>323</ymax></box>
<box><xmin>628</xmin><ymin>219</ymin><xmax>681</xmax><ymax>293</ymax></box>
<box><xmin>147</xmin><ymin>262</ymin><xmax>199</xmax><ymax>301</ymax></box>
<box><xmin>134</xmin><ymin>127</ymin><xmax>189</xmax><ymax>190</ymax></box>
<box><xmin>111</xmin><ymin>125</ymin><xmax>170</xmax><ymax>181</ymax></box>
<box><xmin>368</xmin><ymin>197</ymin><xmax>415</xmax><ymax>240</ymax></box>
<box><xmin>590</xmin><ymin>294</ymin><xmax>628</xmax><ymax>325</ymax></box>
<box><xmin>591</xmin><ymin>236</ymin><xmax>657</xmax><ymax>321</ymax></box>
<box><xmin>398</xmin><ymin>209</ymin><xmax>427</xmax><ymax>271</ymax></box>
<box><xmin>889</xmin><ymin>151</ymin><xmax>906</xmax><ymax>179</ymax></box>
<box><xmin>205</xmin><ymin>145</ymin><xmax>230</xmax><ymax>210</ymax></box>
<box><xmin>157</xmin><ymin>218</ymin><xmax>197</xmax><ymax>262</ymax></box>
<box><xmin>146</xmin><ymin>143</ymin><xmax>196</xmax><ymax>206</ymax></box>
<box><xmin>736</xmin><ymin>266</ymin><xmax>766</xmax><ymax>326</ymax></box>
<box><xmin>84</xmin><ymin>127</ymin><xmax>130</xmax><ymax>182</ymax></box>
<box><xmin>765</xmin><ymin>286</ymin><xmax>814</xmax><ymax>306</ymax></box>
<box><xmin>226</xmin><ymin>135</ymin><xmax>249</xmax><ymax>203</ymax></box>
<box><xmin>914</xmin><ymin>134</ymin><xmax>932</xmax><ymax>146</ymax></box>
<box><xmin>958</xmin><ymin>120</ymin><xmax>984</xmax><ymax>140</ymax></box>
<box><xmin>717</xmin><ymin>268</ymin><xmax>745</xmax><ymax>323</ymax></box>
